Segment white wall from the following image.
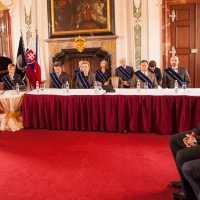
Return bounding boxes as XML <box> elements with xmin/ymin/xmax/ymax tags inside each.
<box><xmin>115</xmin><ymin>0</ymin><xmax>162</xmax><ymax>69</ymax></box>
<box><xmin>147</xmin><ymin>0</ymin><xmax>162</xmax><ymax>69</ymax></box>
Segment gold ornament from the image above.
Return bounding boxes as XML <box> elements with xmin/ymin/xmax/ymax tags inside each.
<box><xmin>74</xmin><ymin>36</ymin><xmax>86</xmax><ymax>53</ymax></box>
<box><xmin>102</xmin><ymin>41</ymin><xmax>114</xmax><ymax>52</ymax></box>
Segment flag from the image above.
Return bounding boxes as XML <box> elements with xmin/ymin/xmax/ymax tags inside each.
<box><xmin>16</xmin><ymin>36</ymin><xmax>27</xmax><ymax>84</ymax></box>
<box><xmin>24</xmin><ymin>32</ymin><xmax>42</xmax><ymax>88</ymax></box>
<box><xmin>25</xmin><ymin>48</ymin><xmax>41</xmax><ymax>87</ymax></box>
<box><xmin>35</xmin><ymin>33</ymin><xmax>41</xmax><ymax>83</ymax></box>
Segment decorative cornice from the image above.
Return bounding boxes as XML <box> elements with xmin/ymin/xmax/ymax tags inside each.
<box><xmin>45</xmin><ymin>35</ymin><xmax>119</xmax><ymax>43</ymax></box>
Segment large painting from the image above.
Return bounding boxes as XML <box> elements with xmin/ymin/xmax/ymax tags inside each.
<box><xmin>48</xmin><ymin>0</ymin><xmax>115</xmax><ymax>38</ymax></box>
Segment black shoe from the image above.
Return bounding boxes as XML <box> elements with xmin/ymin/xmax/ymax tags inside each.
<box><xmin>171</xmin><ymin>192</ymin><xmax>189</xmax><ymax>200</ymax></box>
<box><xmin>170</xmin><ymin>181</ymin><xmax>182</xmax><ymax>190</ymax></box>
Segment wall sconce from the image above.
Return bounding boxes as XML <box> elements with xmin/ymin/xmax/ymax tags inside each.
<box><xmin>0</xmin><ymin>21</ymin><xmax>6</xmax><ymax>32</ymax></box>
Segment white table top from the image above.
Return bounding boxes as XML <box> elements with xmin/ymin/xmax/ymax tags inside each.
<box><xmin>26</xmin><ymin>88</ymin><xmax>200</xmax><ymax>97</ymax></box>
<box><xmin>27</xmin><ymin>88</ymin><xmax>106</xmax><ymax>96</ymax></box>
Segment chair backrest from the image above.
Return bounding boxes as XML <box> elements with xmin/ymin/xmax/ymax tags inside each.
<box><xmin>108</xmin><ymin>76</ymin><xmax>123</xmax><ymax>88</ymax></box>
<box><xmin>0</xmin><ymin>56</ymin><xmax>12</xmax><ymax>82</ymax></box>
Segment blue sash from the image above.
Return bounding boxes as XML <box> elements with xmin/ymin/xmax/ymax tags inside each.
<box><xmin>134</xmin><ymin>71</ymin><xmax>153</xmax><ymax>88</ymax></box>
<box><xmin>148</xmin><ymin>67</ymin><xmax>155</xmax><ymax>74</ymax></box>
<box><xmin>74</xmin><ymin>69</ymin><xmax>81</xmax><ymax>75</ymax></box>
<box><xmin>50</xmin><ymin>72</ymin><xmax>62</xmax><ymax>88</ymax></box>
<box><xmin>1</xmin><ymin>75</ymin><xmax>15</xmax><ymax>89</ymax></box>
<box><xmin>77</xmin><ymin>72</ymin><xmax>90</xmax><ymax>89</ymax></box>
<box><xmin>164</xmin><ymin>68</ymin><xmax>183</xmax><ymax>87</ymax></box>
<box><xmin>118</xmin><ymin>66</ymin><xmax>131</xmax><ymax>79</ymax></box>
<box><xmin>96</xmin><ymin>69</ymin><xmax>107</xmax><ymax>83</ymax></box>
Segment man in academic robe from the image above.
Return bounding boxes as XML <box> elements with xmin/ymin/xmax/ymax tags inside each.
<box><xmin>115</xmin><ymin>58</ymin><xmax>134</xmax><ymax>88</ymax></box>
<box><xmin>162</xmin><ymin>56</ymin><xmax>191</xmax><ymax>88</ymax></box>
<box><xmin>130</xmin><ymin>60</ymin><xmax>158</xmax><ymax>88</ymax></box>
<box><xmin>49</xmin><ymin>61</ymin><xmax>70</xmax><ymax>88</ymax></box>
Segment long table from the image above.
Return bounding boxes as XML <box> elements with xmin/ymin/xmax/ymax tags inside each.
<box><xmin>22</xmin><ymin>88</ymin><xmax>200</xmax><ymax>134</ymax></box>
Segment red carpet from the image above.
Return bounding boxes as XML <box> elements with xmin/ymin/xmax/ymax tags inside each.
<box><xmin>0</xmin><ymin>129</ymin><xmax>179</xmax><ymax>200</ymax></box>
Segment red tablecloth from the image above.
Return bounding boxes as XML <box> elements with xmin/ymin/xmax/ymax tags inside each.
<box><xmin>22</xmin><ymin>94</ymin><xmax>200</xmax><ymax>134</ymax></box>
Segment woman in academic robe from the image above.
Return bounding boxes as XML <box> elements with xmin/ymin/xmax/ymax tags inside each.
<box><xmin>95</xmin><ymin>59</ymin><xmax>111</xmax><ymax>86</ymax></box>
<box><xmin>75</xmin><ymin>61</ymin><xmax>95</xmax><ymax>89</ymax></box>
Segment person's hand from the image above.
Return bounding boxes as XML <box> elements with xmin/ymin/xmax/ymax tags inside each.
<box><xmin>191</xmin><ymin>132</ymin><xmax>198</xmax><ymax>137</ymax></box>
<box><xmin>104</xmin><ymin>81</ymin><xmax>108</xmax><ymax>85</ymax></box>
<box><xmin>97</xmin><ymin>81</ymin><xmax>102</xmax><ymax>86</ymax></box>
<box><xmin>183</xmin><ymin>134</ymin><xmax>197</xmax><ymax>147</ymax></box>
<box><xmin>122</xmin><ymin>81</ymin><xmax>129</xmax><ymax>86</ymax></box>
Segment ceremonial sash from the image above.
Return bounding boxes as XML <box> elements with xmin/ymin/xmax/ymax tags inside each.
<box><xmin>50</xmin><ymin>72</ymin><xmax>62</xmax><ymax>88</ymax></box>
<box><xmin>148</xmin><ymin>68</ymin><xmax>160</xmax><ymax>80</ymax></box>
<box><xmin>74</xmin><ymin>69</ymin><xmax>81</xmax><ymax>75</ymax></box>
<box><xmin>118</xmin><ymin>66</ymin><xmax>131</xmax><ymax>79</ymax></box>
<box><xmin>148</xmin><ymin>67</ymin><xmax>155</xmax><ymax>74</ymax></box>
<box><xmin>96</xmin><ymin>69</ymin><xmax>107</xmax><ymax>83</ymax></box>
<box><xmin>134</xmin><ymin>70</ymin><xmax>153</xmax><ymax>88</ymax></box>
<box><xmin>77</xmin><ymin>72</ymin><xmax>90</xmax><ymax>89</ymax></box>
<box><xmin>164</xmin><ymin>68</ymin><xmax>183</xmax><ymax>87</ymax></box>
<box><xmin>1</xmin><ymin>75</ymin><xmax>15</xmax><ymax>90</ymax></box>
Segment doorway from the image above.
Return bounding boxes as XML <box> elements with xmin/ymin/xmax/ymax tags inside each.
<box><xmin>162</xmin><ymin>0</ymin><xmax>200</xmax><ymax>87</ymax></box>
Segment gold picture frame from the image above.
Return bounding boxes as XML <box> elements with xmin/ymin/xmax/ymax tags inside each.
<box><xmin>47</xmin><ymin>0</ymin><xmax>115</xmax><ymax>38</ymax></box>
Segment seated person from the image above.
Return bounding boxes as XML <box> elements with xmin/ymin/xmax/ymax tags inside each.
<box><xmin>72</xmin><ymin>60</ymin><xmax>83</xmax><ymax>88</ymax></box>
<box><xmin>169</xmin><ymin>124</ymin><xmax>200</xmax><ymax>200</ymax></box>
<box><xmin>115</xmin><ymin>58</ymin><xmax>134</xmax><ymax>88</ymax></box>
<box><xmin>148</xmin><ymin>60</ymin><xmax>162</xmax><ymax>86</ymax></box>
<box><xmin>1</xmin><ymin>63</ymin><xmax>23</xmax><ymax>90</ymax></box>
<box><xmin>95</xmin><ymin>59</ymin><xmax>111</xmax><ymax>86</ymax></box>
<box><xmin>162</xmin><ymin>56</ymin><xmax>191</xmax><ymax>88</ymax></box>
<box><xmin>75</xmin><ymin>61</ymin><xmax>95</xmax><ymax>89</ymax></box>
<box><xmin>130</xmin><ymin>60</ymin><xmax>158</xmax><ymax>88</ymax></box>
<box><xmin>49</xmin><ymin>61</ymin><xmax>70</xmax><ymax>88</ymax></box>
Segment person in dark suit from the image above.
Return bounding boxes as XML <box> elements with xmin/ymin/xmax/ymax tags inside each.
<box><xmin>130</xmin><ymin>60</ymin><xmax>158</xmax><ymax>88</ymax></box>
<box><xmin>2</xmin><ymin>63</ymin><xmax>23</xmax><ymax>90</ymax></box>
<box><xmin>162</xmin><ymin>56</ymin><xmax>191</xmax><ymax>88</ymax></box>
<box><xmin>75</xmin><ymin>61</ymin><xmax>95</xmax><ymax>89</ymax></box>
<box><xmin>49</xmin><ymin>61</ymin><xmax>70</xmax><ymax>88</ymax></box>
<box><xmin>148</xmin><ymin>60</ymin><xmax>162</xmax><ymax>86</ymax></box>
<box><xmin>115</xmin><ymin>58</ymin><xmax>134</xmax><ymax>88</ymax></box>
<box><xmin>169</xmin><ymin>124</ymin><xmax>200</xmax><ymax>200</ymax></box>
<box><xmin>182</xmin><ymin>159</ymin><xmax>200</xmax><ymax>200</ymax></box>
<box><xmin>95</xmin><ymin>59</ymin><xmax>111</xmax><ymax>86</ymax></box>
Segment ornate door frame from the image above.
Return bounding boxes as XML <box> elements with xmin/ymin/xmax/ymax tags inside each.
<box><xmin>162</xmin><ymin>0</ymin><xmax>200</xmax><ymax>67</ymax></box>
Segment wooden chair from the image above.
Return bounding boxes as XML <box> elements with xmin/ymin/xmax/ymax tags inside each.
<box><xmin>108</xmin><ymin>76</ymin><xmax>123</xmax><ymax>88</ymax></box>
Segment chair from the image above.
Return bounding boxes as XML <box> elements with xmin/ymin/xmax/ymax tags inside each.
<box><xmin>108</xmin><ymin>76</ymin><xmax>123</xmax><ymax>88</ymax></box>
<box><xmin>0</xmin><ymin>56</ymin><xmax>11</xmax><ymax>80</ymax></box>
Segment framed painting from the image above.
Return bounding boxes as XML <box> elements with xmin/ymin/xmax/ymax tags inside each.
<box><xmin>47</xmin><ymin>0</ymin><xmax>115</xmax><ymax>38</ymax></box>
